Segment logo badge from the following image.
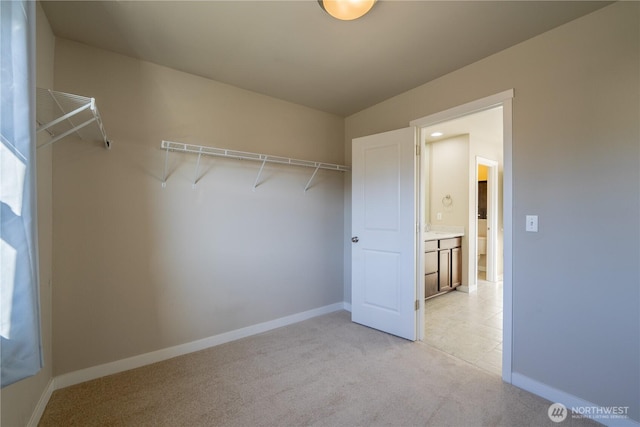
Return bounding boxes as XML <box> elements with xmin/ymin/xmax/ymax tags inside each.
<box><xmin>548</xmin><ymin>403</ymin><xmax>568</xmax><ymax>423</ymax></box>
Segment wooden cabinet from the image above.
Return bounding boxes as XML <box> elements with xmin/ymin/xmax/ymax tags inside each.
<box><xmin>424</xmin><ymin>237</ymin><xmax>462</xmax><ymax>299</ymax></box>
<box><xmin>424</xmin><ymin>240</ymin><xmax>439</xmax><ymax>298</ymax></box>
<box><xmin>438</xmin><ymin>248</ymin><xmax>450</xmax><ymax>291</ymax></box>
<box><xmin>451</xmin><ymin>247</ymin><xmax>461</xmax><ymax>287</ymax></box>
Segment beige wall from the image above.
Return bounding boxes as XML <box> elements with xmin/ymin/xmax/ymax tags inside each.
<box><xmin>428</xmin><ymin>135</ymin><xmax>469</xmax><ymax>229</ymax></box>
<box><xmin>345</xmin><ymin>2</ymin><xmax>639</xmax><ymax>421</ymax></box>
<box><xmin>427</xmin><ymin>135</ymin><xmax>471</xmax><ymax>286</ymax></box>
<box><xmin>51</xmin><ymin>39</ymin><xmax>346</xmax><ymax>375</ymax></box>
<box><xmin>1</xmin><ymin>3</ymin><xmax>55</xmax><ymax>426</ymax></box>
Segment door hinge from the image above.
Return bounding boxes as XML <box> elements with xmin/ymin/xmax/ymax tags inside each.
<box><xmin>415</xmin><ymin>300</ymin><xmax>420</xmax><ymax>310</ymax></box>
<box><xmin>416</xmin><ymin>144</ymin><xmax>421</xmax><ymax>156</ymax></box>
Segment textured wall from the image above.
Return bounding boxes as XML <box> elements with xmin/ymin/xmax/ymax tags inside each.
<box><xmin>52</xmin><ymin>40</ymin><xmax>346</xmax><ymax>375</ymax></box>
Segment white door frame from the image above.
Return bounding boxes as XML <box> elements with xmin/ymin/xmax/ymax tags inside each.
<box><xmin>476</xmin><ymin>156</ymin><xmax>499</xmax><ymax>283</ymax></box>
<box><xmin>410</xmin><ymin>89</ymin><xmax>514</xmax><ymax>383</ymax></box>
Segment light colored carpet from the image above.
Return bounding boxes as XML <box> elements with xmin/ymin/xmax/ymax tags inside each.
<box><xmin>39</xmin><ymin>311</ymin><xmax>598</xmax><ymax>426</ymax></box>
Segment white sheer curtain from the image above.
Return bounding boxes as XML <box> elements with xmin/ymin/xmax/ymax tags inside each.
<box><xmin>0</xmin><ymin>0</ymin><xmax>42</xmax><ymax>387</ymax></box>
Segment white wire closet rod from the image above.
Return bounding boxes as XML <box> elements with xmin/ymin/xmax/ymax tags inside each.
<box><xmin>161</xmin><ymin>140</ymin><xmax>350</xmax><ymax>191</ymax></box>
<box><xmin>36</xmin><ymin>88</ymin><xmax>111</xmax><ymax>150</ymax></box>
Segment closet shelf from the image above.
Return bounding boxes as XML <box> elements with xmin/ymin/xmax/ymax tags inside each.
<box><xmin>160</xmin><ymin>140</ymin><xmax>350</xmax><ymax>191</ymax></box>
<box><xmin>36</xmin><ymin>88</ymin><xmax>111</xmax><ymax>150</ymax></box>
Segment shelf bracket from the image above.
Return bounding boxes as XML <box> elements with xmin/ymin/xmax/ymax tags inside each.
<box><xmin>162</xmin><ymin>144</ymin><xmax>170</xmax><ymax>188</ymax></box>
<box><xmin>253</xmin><ymin>158</ymin><xmax>267</xmax><ymax>191</ymax></box>
<box><xmin>304</xmin><ymin>164</ymin><xmax>321</xmax><ymax>193</ymax></box>
<box><xmin>37</xmin><ymin>102</ymin><xmax>92</xmax><ymax>134</ymax></box>
<box><xmin>37</xmin><ymin>117</ymin><xmax>97</xmax><ymax>150</ymax></box>
<box><xmin>192</xmin><ymin>148</ymin><xmax>203</xmax><ymax>189</ymax></box>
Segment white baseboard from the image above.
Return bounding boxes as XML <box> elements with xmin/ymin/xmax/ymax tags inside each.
<box><xmin>457</xmin><ymin>283</ymin><xmax>476</xmax><ymax>293</ymax></box>
<box><xmin>343</xmin><ymin>301</ymin><xmax>352</xmax><ymax>312</ymax></box>
<box><xmin>55</xmin><ymin>302</ymin><xmax>345</xmax><ymax>390</ymax></box>
<box><xmin>27</xmin><ymin>378</ymin><xmax>55</xmax><ymax>427</ymax></box>
<box><xmin>512</xmin><ymin>373</ymin><xmax>639</xmax><ymax>427</ymax></box>
<box><xmin>457</xmin><ymin>285</ymin><xmax>470</xmax><ymax>293</ymax></box>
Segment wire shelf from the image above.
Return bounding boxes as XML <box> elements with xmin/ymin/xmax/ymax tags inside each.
<box><xmin>160</xmin><ymin>140</ymin><xmax>350</xmax><ymax>191</ymax></box>
<box><xmin>36</xmin><ymin>88</ymin><xmax>111</xmax><ymax>150</ymax></box>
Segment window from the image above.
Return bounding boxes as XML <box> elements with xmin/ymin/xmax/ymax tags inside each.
<box><xmin>1</xmin><ymin>0</ymin><xmax>42</xmax><ymax>387</ymax></box>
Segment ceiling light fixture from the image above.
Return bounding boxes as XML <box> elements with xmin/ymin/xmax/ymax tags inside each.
<box><xmin>318</xmin><ymin>0</ymin><xmax>376</xmax><ymax>21</ymax></box>
<box><xmin>430</xmin><ymin>132</ymin><xmax>444</xmax><ymax>137</ymax></box>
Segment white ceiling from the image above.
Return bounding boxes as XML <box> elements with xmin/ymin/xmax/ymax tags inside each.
<box><xmin>41</xmin><ymin>1</ymin><xmax>610</xmax><ymax>117</ymax></box>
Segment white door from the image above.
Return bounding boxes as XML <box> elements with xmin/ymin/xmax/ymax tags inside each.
<box><xmin>351</xmin><ymin>127</ymin><xmax>418</xmax><ymax>341</ymax></box>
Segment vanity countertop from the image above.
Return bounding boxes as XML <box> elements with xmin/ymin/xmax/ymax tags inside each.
<box><xmin>423</xmin><ymin>231</ymin><xmax>464</xmax><ymax>241</ymax></box>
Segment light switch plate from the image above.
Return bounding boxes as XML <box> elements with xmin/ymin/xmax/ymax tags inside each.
<box><xmin>526</xmin><ymin>215</ymin><xmax>538</xmax><ymax>232</ymax></box>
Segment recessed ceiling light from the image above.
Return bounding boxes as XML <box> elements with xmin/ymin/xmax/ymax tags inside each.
<box><xmin>430</xmin><ymin>132</ymin><xmax>443</xmax><ymax>137</ymax></box>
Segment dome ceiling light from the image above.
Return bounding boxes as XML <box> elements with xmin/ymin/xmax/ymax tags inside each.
<box><xmin>318</xmin><ymin>0</ymin><xmax>376</xmax><ymax>21</ymax></box>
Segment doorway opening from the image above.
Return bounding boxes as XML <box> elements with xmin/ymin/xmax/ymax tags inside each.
<box><xmin>476</xmin><ymin>156</ymin><xmax>500</xmax><ymax>284</ymax></box>
<box><xmin>410</xmin><ymin>90</ymin><xmax>512</xmax><ymax>380</ymax></box>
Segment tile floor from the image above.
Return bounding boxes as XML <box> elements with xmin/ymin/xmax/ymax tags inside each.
<box><xmin>423</xmin><ymin>273</ymin><xmax>503</xmax><ymax>376</ymax></box>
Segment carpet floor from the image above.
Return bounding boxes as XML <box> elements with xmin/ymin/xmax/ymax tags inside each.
<box><xmin>39</xmin><ymin>310</ymin><xmax>599</xmax><ymax>426</ymax></box>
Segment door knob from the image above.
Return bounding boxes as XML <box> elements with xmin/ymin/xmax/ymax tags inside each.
<box><xmin>351</xmin><ymin>236</ymin><xmax>359</xmax><ymax>243</ymax></box>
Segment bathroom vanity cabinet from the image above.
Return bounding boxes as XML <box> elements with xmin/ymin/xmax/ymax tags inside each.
<box><xmin>424</xmin><ymin>241</ymin><xmax>439</xmax><ymax>298</ymax></box>
<box><xmin>424</xmin><ymin>236</ymin><xmax>462</xmax><ymax>299</ymax></box>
